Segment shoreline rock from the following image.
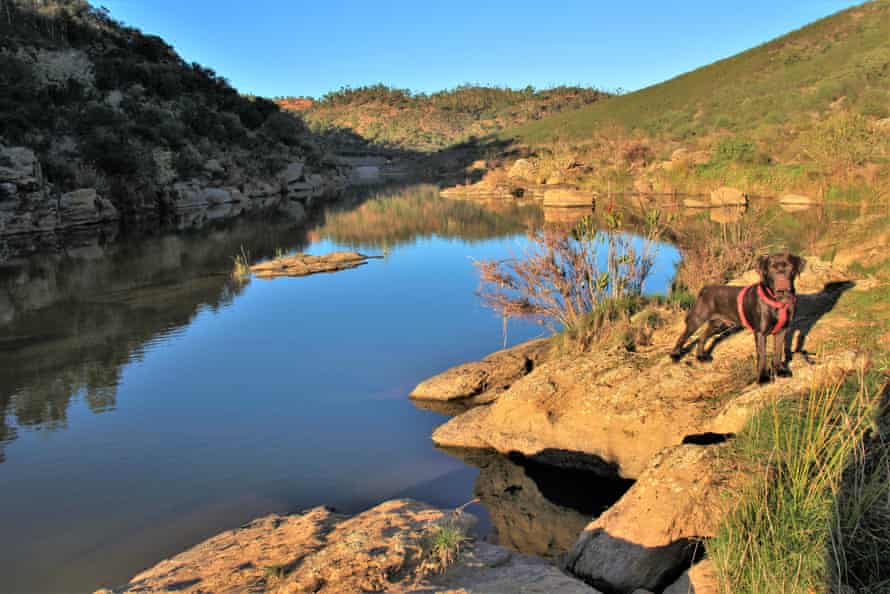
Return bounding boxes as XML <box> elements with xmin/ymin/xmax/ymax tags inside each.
<box><xmin>410</xmin><ymin>339</ymin><xmax>550</xmax><ymax>407</ymax></box>
<box><xmin>430</xmin><ymin>263</ymin><xmax>864</xmax><ymax>479</ymax></box>
<box><xmin>97</xmin><ymin>499</ymin><xmax>602</xmax><ymax>594</ymax></box>
<box><xmin>564</xmin><ymin>444</ymin><xmax>744</xmax><ymax>593</ymax></box>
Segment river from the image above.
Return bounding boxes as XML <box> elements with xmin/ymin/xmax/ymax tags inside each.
<box><xmin>0</xmin><ymin>184</ymin><xmax>684</xmax><ymax>593</ymax></box>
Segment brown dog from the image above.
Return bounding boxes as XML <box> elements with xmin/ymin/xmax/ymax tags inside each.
<box><xmin>670</xmin><ymin>253</ymin><xmax>805</xmax><ymax>383</ymax></box>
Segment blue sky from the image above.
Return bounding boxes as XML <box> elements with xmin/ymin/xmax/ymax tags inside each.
<box><xmin>100</xmin><ymin>1</ymin><xmax>863</xmax><ymax>98</ymax></box>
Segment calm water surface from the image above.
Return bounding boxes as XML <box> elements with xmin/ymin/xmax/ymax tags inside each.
<box><xmin>0</xmin><ymin>185</ymin><xmax>683</xmax><ymax>593</ymax></box>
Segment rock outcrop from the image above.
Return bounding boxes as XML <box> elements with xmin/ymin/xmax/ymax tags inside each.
<box><xmin>432</xmin><ymin>263</ymin><xmax>864</xmax><ymax>478</ymax></box>
<box><xmin>97</xmin><ymin>499</ymin><xmax>601</xmax><ymax>594</ymax></box>
<box><xmin>0</xmin><ymin>145</ymin><xmax>120</xmax><ymax>250</ymax></box>
<box><xmin>0</xmin><ymin>142</ymin><xmax>358</xmax><ymax>257</ymax></box>
<box><xmin>410</xmin><ymin>339</ymin><xmax>550</xmax><ymax>407</ymax></box>
<box><xmin>564</xmin><ymin>445</ymin><xmax>743</xmax><ymax>593</ymax></box>
<box><xmin>250</xmin><ymin>251</ymin><xmax>380</xmax><ymax>279</ymax></box>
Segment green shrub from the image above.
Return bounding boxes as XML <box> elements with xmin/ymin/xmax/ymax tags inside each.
<box><xmin>713</xmin><ymin>137</ymin><xmax>757</xmax><ymax>163</ymax></box>
<box><xmin>261</xmin><ymin>112</ymin><xmax>307</xmax><ymax>146</ymax></box>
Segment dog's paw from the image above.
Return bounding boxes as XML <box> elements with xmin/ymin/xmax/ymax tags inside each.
<box><xmin>757</xmin><ymin>374</ymin><xmax>773</xmax><ymax>385</ymax></box>
<box><xmin>696</xmin><ymin>354</ymin><xmax>713</xmax><ymax>363</ymax></box>
<box><xmin>776</xmin><ymin>367</ymin><xmax>793</xmax><ymax>378</ymax></box>
<box><xmin>670</xmin><ymin>352</ymin><xmax>683</xmax><ymax>363</ymax></box>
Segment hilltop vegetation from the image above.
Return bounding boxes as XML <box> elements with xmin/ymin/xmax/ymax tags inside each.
<box><xmin>0</xmin><ymin>0</ymin><xmax>334</xmax><ymax>219</ymax></box>
<box><xmin>285</xmin><ymin>84</ymin><xmax>608</xmax><ymax>151</ymax></box>
<box><xmin>496</xmin><ymin>0</ymin><xmax>890</xmax><ymax>200</ymax></box>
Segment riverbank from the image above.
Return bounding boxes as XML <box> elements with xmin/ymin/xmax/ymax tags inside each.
<box><xmin>100</xmin><ymin>215</ymin><xmax>890</xmax><ymax>593</ymax></box>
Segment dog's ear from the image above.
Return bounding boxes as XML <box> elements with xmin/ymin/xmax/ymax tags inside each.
<box><xmin>757</xmin><ymin>254</ymin><xmax>770</xmax><ymax>281</ymax></box>
<box><xmin>791</xmin><ymin>254</ymin><xmax>806</xmax><ymax>277</ymax></box>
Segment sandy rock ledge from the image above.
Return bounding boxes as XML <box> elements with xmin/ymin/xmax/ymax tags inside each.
<box><xmin>96</xmin><ymin>499</ymin><xmax>601</xmax><ymax>594</ymax></box>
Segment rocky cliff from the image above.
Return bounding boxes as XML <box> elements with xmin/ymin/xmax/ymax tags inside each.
<box><xmin>0</xmin><ymin>0</ymin><xmax>371</xmax><ymax>258</ymax></box>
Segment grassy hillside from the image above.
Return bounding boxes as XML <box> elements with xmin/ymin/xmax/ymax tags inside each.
<box><xmin>501</xmin><ymin>0</ymin><xmax>890</xmax><ymax>200</ymax></box>
<box><xmin>289</xmin><ymin>84</ymin><xmax>609</xmax><ymax>151</ymax></box>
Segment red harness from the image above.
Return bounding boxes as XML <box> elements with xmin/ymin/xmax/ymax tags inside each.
<box><xmin>737</xmin><ymin>284</ymin><xmax>795</xmax><ymax>335</ymax></box>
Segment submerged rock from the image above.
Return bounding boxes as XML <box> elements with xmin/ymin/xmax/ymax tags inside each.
<box><xmin>97</xmin><ymin>499</ymin><xmax>601</xmax><ymax>594</ymax></box>
<box><xmin>250</xmin><ymin>251</ymin><xmax>380</xmax><ymax>279</ymax></box>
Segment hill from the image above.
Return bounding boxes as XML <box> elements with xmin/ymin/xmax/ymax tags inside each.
<box><xmin>285</xmin><ymin>84</ymin><xmax>609</xmax><ymax>152</ymax></box>
<box><xmin>0</xmin><ymin>0</ymin><xmax>354</xmax><ymax>253</ymax></box>
<box><xmin>495</xmin><ymin>0</ymin><xmax>890</xmax><ymax>200</ymax></box>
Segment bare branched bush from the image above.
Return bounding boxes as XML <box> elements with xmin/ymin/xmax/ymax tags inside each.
<box><xmin>475</xmin><ymin>210</ymin><xmax>665</xmax><ymax>350</ymax></box>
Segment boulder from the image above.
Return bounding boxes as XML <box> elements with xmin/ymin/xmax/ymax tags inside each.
<box><xmin>508</xmin><ymin>158</ymin><xmax>537</xmax><ymax>181</ymax></box>
<box><xmin>709</xmin><ymin>187</ymin><xmax>747</xmax><ymax>206</ymax></box>
<box><xmin>543</xmin><ymin>188</ymin><xmax>595</xmax><ymax>207</ymax></box>
<box><xmin>202</xmin><ymin>159</ymin><xmax>225</xmax><ymax>176</ymax></box>
<box><xmin>245</xmin><ymin>181</ymin><xmax>281</xmax><ymax>208</ymax></box>
<box><xmin>0</xmin><ymin>145</ymin><xmax>42</xmax><ymax>189</ymax></box>
<box><xmin>352</xmin><ymin>165</ymin><xmax>381</xmax><ymax>182</ymax></box>
<box><xmin>410</xmin><ymin>339</ymin><xmax>550</xmax><ymax>406</ymax></box>
<box><xmin>201</xmin><ymin>187</ymin><xmax>231</xmax><ymax>205</ymax></box>
<box><xmin>780</xmin><ymin>193</ymin><xmax>818</xmax><ymax>205</ymax></box>
<box><xmin>168</xmin><ymin>181</ymin><xmax>208</xmax><ymax>213</ymax></box>
<box><xmin>57</xmin><ymin>188</ymin><xmax>119</xmax><ymax>227</ymax></box>
<box><xmin>565</xmin><ymin>445</ymin><xmax>741</xmax><ymax>593</ymax></box>
<box><xmin>663</xmin><ymin>559</ymin><xmax>718</xmax><ymax>594</ymax></box>
<box><xmin>98</xmin><ymin>499</ymin><xmax>601</xmax><ymax>594</ymax></box>
<box><xmin>280</xmin><ymin>161</ymin><xmax>305</xmax><ymax>185</ymax></box>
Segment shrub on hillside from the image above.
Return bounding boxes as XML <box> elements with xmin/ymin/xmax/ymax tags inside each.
<box><xmin>713</xmin><ymin>136</ymin><xmax>757</xmax><ymax>164</ymax></box>
<box><xmin>261</xmin><ymin>112</ymin><xmax>307</xmax><ymax>146</ymax></box>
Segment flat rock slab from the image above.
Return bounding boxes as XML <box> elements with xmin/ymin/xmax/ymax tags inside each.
<box><xmin>410</xmin><ymin>339</ymin><xmax>550</xmax><ymax>406</ymax></box>
<box><xmin>97</xmin><ymin>499</ymin><xmax>599</xmax><ymax>594</ymax></box>
<box><xmin>250</xmin><ymin>251</ymin><xmax>379</xmax><ymax>279</ymax></box>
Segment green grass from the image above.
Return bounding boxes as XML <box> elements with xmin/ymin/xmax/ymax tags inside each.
<box><xmin>709</xmin><ymin>372</ymin><xmax>889</xmax><ymax>593</ymax></box>
<box><xmin>418</xmin><ymin>521</ymin><xmax>470</xmax><ymax>575</ymax></box>
<box><xmin>230</xmin><ymin>246</ymin><xmax>251</xmax><ymax>284</ymax></box>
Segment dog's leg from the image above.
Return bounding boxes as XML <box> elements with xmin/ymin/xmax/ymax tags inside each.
<box><xmin>755</xmin><ymin>333</ymin><xmax>771</xmax><ymax>384</ymax></box>
<box><xmin>696</xmin><ymin>320</ymin><xmax>720</xmax><ymax>362</ymax></box>
<box><xmin>670</xmin><ymin>301</ymin><xmax>708</xmax><ymax>362</ymax></box>
<box><xmin>774</xmin><ymin>328</ymin><xmax>792</xmax><ymax>377</ymax></box>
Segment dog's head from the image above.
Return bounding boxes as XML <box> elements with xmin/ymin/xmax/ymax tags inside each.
<box><xmin>757</xmin><ymin>252</ymin><xmax>805</xmax><ymax>302</ymax></box>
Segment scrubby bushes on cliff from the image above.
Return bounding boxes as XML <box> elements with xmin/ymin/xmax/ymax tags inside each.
<box><xmin>0</xmin><ymin>0</ymin><xmax>323</xmax><ymax>219</ymax></box>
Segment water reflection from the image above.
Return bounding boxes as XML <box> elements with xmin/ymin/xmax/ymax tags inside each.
<box><xmin>0</xmin><ymin>184</ymin><xmax>551</xmax><ymax>463</ymax></box>
<box><xmin>444</xmin><ymin>447</ymin><xmax>633</xmax><ymax>559</ymax></box>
